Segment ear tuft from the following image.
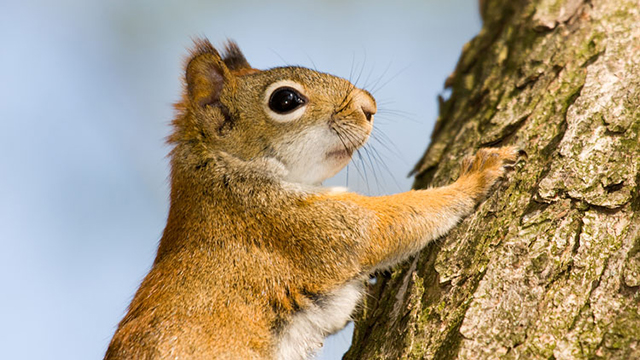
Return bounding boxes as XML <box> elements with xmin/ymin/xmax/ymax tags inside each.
<box><xmin>184</xmin><ymin>37</ymin><xmax>230</xmax><ymax>108</ymax></box>
<box><xmin>221</xmin><ymin>41</ymin><xmax>253</xmax><ymax>72</ymax></box>
<box><xmin>191</xmin><ymin>37</ymin><xmax>219</xmax><ymax>59</ymax></box>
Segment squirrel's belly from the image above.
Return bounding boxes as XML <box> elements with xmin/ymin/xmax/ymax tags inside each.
<box><xmin>275</xmin><ymin>280</ymin><xmax>364</xmax><ymax>360</ymax></box>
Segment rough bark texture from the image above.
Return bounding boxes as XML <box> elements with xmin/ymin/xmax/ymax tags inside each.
<box><xmin>345</xmin><ymin>0</ymin><xmax>640</xmax><ymax>359</ymax></box>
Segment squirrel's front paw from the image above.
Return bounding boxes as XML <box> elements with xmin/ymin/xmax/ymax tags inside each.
<box><xmin>458</xmin><ymin>146</ymin><xmax>525</xmax><ymax>200</ymax></box>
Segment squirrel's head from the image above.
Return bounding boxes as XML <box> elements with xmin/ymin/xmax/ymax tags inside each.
<box><xmin>170</xmin><ymin>38</ymin><xmax>376</xmax><ymax>185</ymax></box>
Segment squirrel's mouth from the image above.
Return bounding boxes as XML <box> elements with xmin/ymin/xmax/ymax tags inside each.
<box><xmin>326</xmin><ymin>147</ymin><xmax>354</xmax><ymax>160</ymax></box>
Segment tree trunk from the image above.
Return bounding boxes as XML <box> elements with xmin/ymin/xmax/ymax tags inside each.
<box><xmin>345</xmin><ymin>0</ymin><xmax>640</xmax><ymax>359</ymax></box>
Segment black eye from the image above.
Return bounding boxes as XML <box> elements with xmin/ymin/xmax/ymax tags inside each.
<box><xmin>268</xmin><ymin>87</ymin><xmax>306</xmax><ymax>114</ymax></box>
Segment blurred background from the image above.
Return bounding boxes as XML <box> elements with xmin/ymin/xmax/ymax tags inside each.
<box><xmin>0</xmin><ymin>1</ymin><xmax>480</xmax><ymax>359</ymax></box>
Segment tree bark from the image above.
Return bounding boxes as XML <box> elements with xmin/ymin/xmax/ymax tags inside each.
<box><xmin>345</xmin><ymin>0</ymin><xmax>640</xmax><ymax>359</ymax></box>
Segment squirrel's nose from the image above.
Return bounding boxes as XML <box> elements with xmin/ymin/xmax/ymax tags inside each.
<box><xmin>353</xmin><ymin>89</ymin><xmax>376</xmax><ymax>123</ymax></box>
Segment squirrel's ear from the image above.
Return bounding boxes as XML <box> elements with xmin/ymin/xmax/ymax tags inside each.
<box><xmin>185</xmin><ymin>38</ymin><xmax>232</xmax><ymax>108</ymax></box>
<box><xmin>221</xmin><ymin>41</ymin><xmax>253</xmax><ymax>72</ymax></box>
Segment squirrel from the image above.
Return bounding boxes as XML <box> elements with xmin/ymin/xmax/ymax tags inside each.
<box><xmin>105</xmin><ymin>38</ymin><xmax>522</xmax><ymax>360</ymax></box>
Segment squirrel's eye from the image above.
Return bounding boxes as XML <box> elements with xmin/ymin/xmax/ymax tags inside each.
<box><xmin>268</xmin><ymin>87</ymin><xmax>306</xmax><ymax>114</ymax></box>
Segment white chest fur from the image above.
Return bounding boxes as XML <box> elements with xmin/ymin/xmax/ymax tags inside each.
<box><xmin>275</xmin><ymin>280</ymin><xmax>364</xmax><ymax>360</ymax></box>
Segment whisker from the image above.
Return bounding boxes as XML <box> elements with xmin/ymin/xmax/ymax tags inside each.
<box><xmin>368</xmin><ymin>61</ymin><xmax>393</xmax><ymax>95</ymax></box>
<box><xmin>362</xmin><ymin>59</ymin><xmax>377</xmax><ymax>92</ymax></box>
<box><xmin>335</xmin><ymin>123</ymin><xmax>368</xmax><ymax>189</ymax></box>
<box><xmin>333</xmin><ymin>123</ymin><xmax>368</xmax><ymax>188</ymax></box>
<box><xmin>375</xmin><ymin>110</ymin><xmax>420</xmax><ymax>125</ymax></box>
<box><xmin>269</xmin><ymin>49</ymin><xmax>290</xmax><ymax>66</ymax></box>
<box><xmin>345</xmin><ymin>163</ymin><xmax>349</xmax><ymax>188</ymax></box>
<box><xmin>348</xmin><ymin>53</ymin><xmax>356</xmax><ymax>84</ymax></box>
<box><xmin>355</xmin><ymin>148</ymin><xmax>371</xmax><ymax>194</ymax></box>
<box><xmin>375</xmin><ymin>103</ymin><xmax>416</xmax><ymax>116</ymax></box>
<box><xmin>366</xmin><ymin>142</ymin><xmax>403</xmax><ymax>192</ymax></box>
<box><xmin>371</xmin><ymin>128</ymin><xmax>405</xmax><ymax>161</ymax></box>
<box><xmin>305</xmin><ymin>53</ymin><xmax>318</xmax><ymax>72</ymax></box>
<box><xmin>353</xmin><ymin>57</ymin><xmax>367</xmax><ymax>88</ymax></box>
<box><xmin>361</xmin><ymin>145</ymin><xmax>382</xmax><ymax>194</ymax></box>
<box><xmin>340</xmin><ymin>124</ymin><xmax>374</xmax><ymax>193</ymax></box>
<box><xmin>370</xmin><ymin>64</ymin><xmax>411</xmax><ymax>95</ymax></box>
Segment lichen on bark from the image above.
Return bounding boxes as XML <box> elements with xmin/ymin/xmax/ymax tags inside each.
<box><xmin>345</xmin><ymin>0</ymin><xmax>640</xmax><ymax>359</ymax></box>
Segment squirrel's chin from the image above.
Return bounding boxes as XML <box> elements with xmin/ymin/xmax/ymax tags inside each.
<box><xmin>282</xmin><ymin>154</ymin><xmax>352</xmax><ymax>185</ymax></box>
<box><xmin>322</xmin><ymin>154</ymin><xmax>353</xmax><ymax>178</ymax></box>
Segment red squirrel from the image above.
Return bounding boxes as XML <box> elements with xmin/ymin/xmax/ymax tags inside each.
<box><xmin>105</xmin><ymin>38</ymin><xmax>522</xmax><ymax>360</ymax></box>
